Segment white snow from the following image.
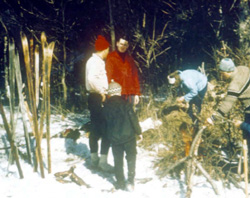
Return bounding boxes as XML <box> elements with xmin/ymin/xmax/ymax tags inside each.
<box><xmin>0</xmin><ymin>107</ymin><xmax>248</xmax><ymax>198</ymax></box>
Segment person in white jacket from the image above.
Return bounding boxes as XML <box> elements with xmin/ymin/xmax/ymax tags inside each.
<box><xmin>85</xmin><ymin>35</ymin><xmax>113</xmax><ymax>172</ymax></box>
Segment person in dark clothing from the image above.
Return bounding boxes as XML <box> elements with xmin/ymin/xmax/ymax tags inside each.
<box><xmin>207</xmin><ymin>58</ymin><xmax>250</xmax><ymax>151</ymax></box>
<box><xmin>85</xmin><ymin>35</ymin><xmax>113</xmax><ymax>172</ymax></box>
<box><xmin>103</xmin><ymin>80</ymin><xmax>142</xmax><ymax>191</ymax></box>
<box><xmin>234</xmin><ymin>119</ymin><xmax>250</xmax><ymax>133</ymax></box>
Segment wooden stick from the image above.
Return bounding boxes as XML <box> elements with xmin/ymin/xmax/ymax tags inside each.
<box><xmin>243</xmin><ymin>139</ymin><xmax>248</xmax><ymax>198</ymax></box>
<box><xmin>186</xmin><ymin>126</ymin><xmax>206</xmax><ymax>198</ymax></box>
<box><xmin>186</xmin><ymin>126</ymin><xmax>206</xmax><ymax>181</ymax></box>
<box><xmin>238</xmin><ymin>150</ymin><xmax>243</xmax><ymax>175</ymax></box>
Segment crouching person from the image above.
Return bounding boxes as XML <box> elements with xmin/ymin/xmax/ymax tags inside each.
<box><xmin>103</xmin><ymin>80</ymin><xmax>142</xmax><ymax>191</ymax></box>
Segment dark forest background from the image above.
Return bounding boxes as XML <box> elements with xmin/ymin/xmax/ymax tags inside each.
<box><xmin>0</xmin><ymin>0</ymin><xmax>249</xmax><ymax>111</ymax></box>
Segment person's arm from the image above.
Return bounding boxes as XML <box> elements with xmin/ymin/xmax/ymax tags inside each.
<box><xmin>130</xmin><ymin>57</ymin><xmax>141</xmax><ymax>96</ymax></box>
<box><xmin>216</xmin><ymin>93</ymin><xmax>238</xmax><ymax>117</ymax></box>
<box><xmin>240</xmin><ymin>122</ymin><xmax>250</xmax><ymax>132</ymax></box>
<box><xmin>206</xmin><ymin>94</ymin><xmax>238</xmax><ymax>126</ymax></box>
<box><xmin>183</xmin><ymin>80</ymin><xmax>198</xmax><ymax>102</ymax></box>
<box><xmin>127</xmin><ymin>104</ymin><xmax>142</xmax><ymax>135</ymax></box>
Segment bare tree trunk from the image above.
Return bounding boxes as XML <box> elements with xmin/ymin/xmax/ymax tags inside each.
<box><xmin>108</xmin><ymin>0</ymin><xmax>115</xmax><ymax>51</ymax></box>
<box><xmin>238</xmin><ymin>0</ymin><xmax>250</xmax><ymax>65</ymax></box>
<box><xmin>62</xmin><ymin>44</ymin><xmax>67</xmax><ymax>104</ymax></box>
<box><xmin>61</xmin><ymin>2</ymin><xmax>68</xmax><ymax>105</ymax></box>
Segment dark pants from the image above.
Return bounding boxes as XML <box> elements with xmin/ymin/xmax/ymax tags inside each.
<box><xmin>187</xmin><ymin>85</ymin><xmax>207</xmax><ymax>122</ymax></box>
<box><xmin>112</xmin><ymin>138</ymin><xmax>137</xmax><ymax>186</ymax></box>
<box><xmin>88</xmin><ymin>93</ymin><xmax>110</xmax><ymax>155</ymax></box>
<box><xmin>243</xmin><ymin>113</ymin><xmax>250</xmax><ymax>151</ymax></box>
<box><xmin>122</xmin><ymin>95</ymin><xmax>136</xmax><ymax>105</ymax></box>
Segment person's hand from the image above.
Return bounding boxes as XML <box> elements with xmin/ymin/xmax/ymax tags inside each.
<box><xmin>176</xmin><ymin>96</ymin><xmax>185</xmax><ymax>103</ymax></box>
<box><xmin>233</xmin><ymin>120</ymin><xmax>242</xmax><ymax>128</ymax></box>
<box><xmin>206</xmin><ymin>117</ymin><xmax>214</xmax><ymax>125</ymax></box>
<box><xmin>134</xmin><ymin>95</ymin><xmax>140</xmax><ymax>105</ymax></box>
<box><xmin>137</xmin><ymin>134</ymin><xmax>143</xmax><ymax>143</ymax></box>
<box><xmin>101</xmin><ymin>93</ymin><xmax>106</xmax><ymax>102</ymax></box>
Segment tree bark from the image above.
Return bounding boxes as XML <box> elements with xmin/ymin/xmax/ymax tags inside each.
<box><xmin>108</xmin><ymin>0</ymin><xmax>115</xmax><ymax>51</ymax></box>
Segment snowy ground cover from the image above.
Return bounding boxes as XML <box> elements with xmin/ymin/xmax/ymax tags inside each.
<box><xmin>0</xmin><ymin>106</ymin><xmax>248</xmax><ymax>198</ymax></box>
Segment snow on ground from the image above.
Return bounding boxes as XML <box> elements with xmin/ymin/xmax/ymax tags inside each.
<box><xmin>0</xmin><ymin>106</ymin><xmax>248</xmax><ymax>198</ymax></box>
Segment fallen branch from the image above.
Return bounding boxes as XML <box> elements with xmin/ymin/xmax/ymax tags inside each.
<box><xmin>160</xmin><ymin>156</ymin><xmax>190</xmax><ymax>176</ymax></box>
<box><xmin>186</xmin><ymin>126</ymin><xmax>206</xmax><ymax>181</ymax></box>
<box><xmin>194</xmin><ymin>160</ymin><xmax>220</xmax><ymax>195</ymax></box>
<box><xmin>54</xmin><ymin>166</ymin><xmax>91</xmax><ymax>188</ymax></box>
<box><xmin>186</xmin><ymin>126</ymin><xmax>206</xmax><ymax>198</ymax></box>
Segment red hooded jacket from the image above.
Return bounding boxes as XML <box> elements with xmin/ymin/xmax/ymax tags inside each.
<box><xmin>106</xmin><ymin>51</ymin><xmax>141</xmax><ymax>96</ymax></box>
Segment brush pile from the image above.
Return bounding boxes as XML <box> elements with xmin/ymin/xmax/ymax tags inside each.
<box><xmin>140</xmin><ymin>79</ymin><xmax>245</xmax><ymax>184</ymax></box>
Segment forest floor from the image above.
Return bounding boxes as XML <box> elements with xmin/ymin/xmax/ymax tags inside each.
<box><xmin>0</xmin><ymin>104</ymin><xmax>248</xmax><ymax>198</ymax></box>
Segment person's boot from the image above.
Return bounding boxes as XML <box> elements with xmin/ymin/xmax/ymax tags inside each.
<box><xmin>115</xmin><ymin>180</ymin><xmax>126</xmax><ymax>190</ymax></box>
<box><xmin>90</xmin><ymin>153</ymin><xmax>99</xmax><ymax>168</ymax></box>
<box><xmin>98</xmin><ymin>154</ymin><xmax>114</xmax><ymax>172</ymax></box>
<box><xmin>127</xmin><ymin>175</ymin><xmax>135</xmax><ymax>191</ymax></box>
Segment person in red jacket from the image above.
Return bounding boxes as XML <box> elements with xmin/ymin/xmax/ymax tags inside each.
<box><xmin>106</xmin><ymin>34</ymin><xmax>141</xmax><ymax>105</ymax></box>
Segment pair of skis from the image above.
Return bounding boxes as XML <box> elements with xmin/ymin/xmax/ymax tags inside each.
<box><xmin>0</xmin><ymin>32</ymin><xmax>55</xmax><ymax>179</ymax></box>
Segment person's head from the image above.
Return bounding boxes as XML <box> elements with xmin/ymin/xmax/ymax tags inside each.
<box><xmin>219</xmin><ymin>58</ymin><xmax>235</xmax><ymax>81</ymax></box>
<box><xmin>107</xmin><ymin>80</ymin><xmax>122</xmax><ymax>96</ymax></box>
<box><xmin>95</xmin><ymin>35</ymin><xmax>110</xmax><ymax>59</ymax></box>
<box><xmin>167</xmin><ymin>71</ymin><xmax>181</xmax><ymax>88</ymax></box>
<box><xmin>116</xmin><ymin>33</ymin><xmax>129</xmax><ymax>53</ymax></box>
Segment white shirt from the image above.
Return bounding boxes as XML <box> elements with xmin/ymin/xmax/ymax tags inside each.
<box><xmin>85</xmin><ymin>53</ymin><xmax>108</xmax><ymax>94</ymax></box>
